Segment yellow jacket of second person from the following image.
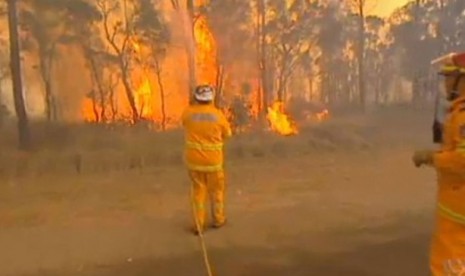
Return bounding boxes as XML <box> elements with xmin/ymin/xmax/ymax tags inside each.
<box><xmin>182</xmin><ymin>103</ymin><xmax>232</xmax><ymax>172</ymax></box>
<box><xmin>433</xmin><ymin>96</ymin><xmax>465</xmax><ymax>224</ymax></box>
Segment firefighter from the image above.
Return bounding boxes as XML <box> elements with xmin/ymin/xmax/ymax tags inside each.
<box><xmin>413</xmin><ymin>52</ymin><xmax>465</xmax><ymax>275</ymax></box>
<box><xmin>182</xmin><ymin>84</ymin><xmax>232</xmax><ymax>235</ymax></box>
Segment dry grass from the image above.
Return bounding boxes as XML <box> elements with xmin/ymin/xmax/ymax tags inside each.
<box><xmin>0</xmin><ymin>124</ymin><xmax>368</xmax><ymax>179</ymax></box>
<box><xmin>0</xmin><ymin>106</ymin><xmax>430</xmax><ymax>180</ymax></box>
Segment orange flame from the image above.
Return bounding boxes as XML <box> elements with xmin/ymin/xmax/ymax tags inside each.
<box><xmin>267</xmin><ymin>101</ymin><xmax>298</xmax><ymax>136</ymax></box>
<box><xmin>194</xmin><ymin>15</ymin><xmax>217</xmax><ymax>85</ymax></box>
<box><xmin>316</xmin><ymin>109</ymin><xmax>329</xmax><ymax>121</ymax></box>
<box><xmin>82</xmin><ymin>97</ymin><xmax>98</xmax><ymax>122</ymax></box>
<box><xmin>131</xmin><ymin>39</ymin><xmax>155</xmax><ymax>120</ymax></box>
<box><xmin>134</xmin><ymin>75</ymin><xmax>153</xmax><ymax>119</ymax></box>
<box><xmin>78</xmin><ymin>1</ymin><xmax>248</xmax><ymax>130</ymax></box>
<box><xmin>304</xmin><ymin>108</ymin><xmax>330</xmax><ymax>122</ymax></box>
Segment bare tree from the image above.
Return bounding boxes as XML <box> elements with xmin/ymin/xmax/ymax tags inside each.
<box><xmin>134</xmin><ymin>0</ymin><xmax>170</xmax><ymax>130</ymax></box>
<box><xmin>20</xmin><ymin>0</ymin><xmax>62</xmax><ymax>121</ymax></box>
<box><xmin>347</xmin><ymin>0</ymin><xmax>376</xmax><ymax>110</ymax></box>
<box><xmin>266</xmin><ymin>0</ymin><xmax>317</xmax><ymax>102</ymax></box>
<box><xmin>21</xmin><ymin>0</ymin><xmax>102</xmax><ymax>121</ymax></box>
<box><xmin>7</xmin><ymin>0</ymin><xmax>31</xmax><ymax>150</ymax></box>
<box><xmin>106</xmin><ymin>69</ymin><xmax>120</xmax><ymax>122</ymax></box>
<box><xmin>257</xmin><ymin>0</ymin><xmax>269</xmax><ymax>118</ymax></box>
<box><xmin>96</xmin><ymin>0</ymin><xmax>139</xmax><ymax>124</ymax></box>
<box><xmin>64</xmin><ymin>2</ymin><xmax>108</xmax><ymax>122</ymax></box>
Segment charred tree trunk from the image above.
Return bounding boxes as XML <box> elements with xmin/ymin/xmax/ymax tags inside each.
<box><xmin>109</xmin><ymin>87</ymin><xmax>117</xmax><ymax>122</ymax></box>
<box><xmin>100</xmin><ymin>5</ymin><xmax>138</xmax><ymax>124</ymax></box>
<box><xmin>118</xmin><ymin>58</ymin><xmax>139</xmax><ymax>123</ymax></box>
<box><xmin>258</xmin><ymin>0</ymin><xmax>268</xmax><ymax>117</ymax></box>
<box><xmin>86</xmin><ymin>50</ymin><xmax>107</xmax><ymax>122</ymax></box>
<box><xmin>357</xmin><ymin>4</ymin><xmax>366</xmax><ymax>111</ymax></box>
<box><xmin>307</xmin><ymin>76</ymin><xmax>313</xmax><ymax>101</ymax></box>
<box><xmin>255</xmin><ymin>0</ymin><xmax>262</xmax><ymax>116</ymax></box>
<box><xmin>276</xmin><ymin>60</ymin><xmax>286</xmax><ymax>102</ymax></box>
<box><xmin>39</xmin><ymin>52</ymin><xmax>56</xmax><ymax>121</ymax></box>
<box><xmin>108</xmin><ymin>72</ymin><xmax>119</xmax><ymax>122</ymax></box>
<box><xmin>7</xmin><ymin>0</ymin><xmax>31</xmax><ymax>150</ymax></box>
<box><xmin>154</xmin><ymin>58</ymin><xmax>167</xmax><ymax>131</ymax></box>
<box><xmin>89</xmin><ymin>89</ymin><xmax>100</xmax><ymax>122</ymax></box>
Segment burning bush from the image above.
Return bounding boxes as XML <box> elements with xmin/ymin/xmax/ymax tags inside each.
<box><xmin>266</xmin><ymin>101</ymin><xmax>299</xmax><ymax>136</ymax></box>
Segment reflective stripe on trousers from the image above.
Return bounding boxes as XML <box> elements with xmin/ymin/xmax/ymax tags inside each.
<box><xmin>438</xmin><ymin>203</ymin><xmax>465</xmax><ymax>225</ymax></box>
<box><xmin>186</xmin><ymin>141</ymin><xmax>223</xmax><ymax>151</ymax></box>
<box><xmin>187</xmin><ymin>163</ymin><xmax>223</xmax><ymax>172</ymax></box>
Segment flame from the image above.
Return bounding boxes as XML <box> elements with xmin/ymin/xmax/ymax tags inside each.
<box><xmin>134</xmin><ymin>74</ymin><xmax>154</xmax><ymax>119</ymax></box>
<box><xmin>82</xmin><ymin>97</ymin><xmax>98</xmax><ymax>122</ymax></box>
<box><xmin>194</xmin><ymin>14</ymin><xmax>217</xmax><ymax>85</ymax></box>
<box><xmin>80</xmin><ymin>3</ymin><xmax>219</xmax><ymax>127</ymax></box>
<box><xmin>303</xmin><ymin>108</ymin><xmax>330</xmax><ymax>122</ymax></box>
<box><xmin>316</xmin><ymin>109</ymin><xmax>329</xmax><ymax>121</ymax></box>
<box><xmin>130</xmin><ymin>39</ymin><xmax>154</xmax><ymax>120</ymax></box>
<box><xmin>266</xmin><ymin>101</ymin><xmax>298</xmax><ymax>136</ymax></box>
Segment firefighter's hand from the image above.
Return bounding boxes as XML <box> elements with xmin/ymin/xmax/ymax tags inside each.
<box><xmin>412</xmin><ymin>149</ymin><xmax>434</xmax><ymax>167</ymax></box>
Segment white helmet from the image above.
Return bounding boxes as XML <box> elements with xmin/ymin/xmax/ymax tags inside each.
<box><xmin>194</xmin><ymin>85</ymin><xmax>214</xmax><ymax>102</ymax></box>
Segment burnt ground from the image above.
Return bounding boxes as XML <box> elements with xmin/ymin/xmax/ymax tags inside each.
<box><xmin>0</xmin><ymin>109</ymin><xmax>438</xmax><ymax>276</ymax></box>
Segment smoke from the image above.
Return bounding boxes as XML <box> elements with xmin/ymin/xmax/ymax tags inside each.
<box><xmin>1</xmin><ymin>69</ymin><xmax>46</xmax><ymax>119</ymax></box>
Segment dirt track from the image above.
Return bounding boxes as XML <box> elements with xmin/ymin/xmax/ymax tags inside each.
<box><xmin>0</xmin><ymin>145</ymin><xmax>436</xmax><ymax>276</ymax></box>
<box><xmin>0</xmin><ymin>109</ymin><xmax>439</xmax><ymax>275</ymax></box>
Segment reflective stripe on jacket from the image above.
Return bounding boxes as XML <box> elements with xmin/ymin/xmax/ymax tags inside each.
<box><xmin>182</xmin><ymin>103</ymin><xmax>232</xmax><ymax>172</ymax></box>
<box><xmin>438</xmin><ymin>203</ymin><xmax>465</xmax><ymax>225</ymax></box>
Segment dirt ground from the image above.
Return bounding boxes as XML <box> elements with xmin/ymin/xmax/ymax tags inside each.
<box><xmin>0</xmin><ymin>109</ymin><xmax>438</xmax><ymax>276</ymax></box>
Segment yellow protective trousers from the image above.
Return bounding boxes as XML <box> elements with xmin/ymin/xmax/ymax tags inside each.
<box><xmin>189</xmin><ymin>170</ymin><xmax>226</xmax><ymax>230</ymax></box>
<box><xmin>430</xmin><ymin>215</ymin><xmax>465</xmax><ymax>275</ymax></box>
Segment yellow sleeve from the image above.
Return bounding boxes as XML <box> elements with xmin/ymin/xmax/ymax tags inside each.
<box><xmin>433</xmin><ymin>111</ymin><xmax>465</xmax><ymax>175</ymax></box>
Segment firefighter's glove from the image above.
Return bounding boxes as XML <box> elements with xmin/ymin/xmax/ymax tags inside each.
<box><xmin>412</xmin><ymin>149</ymin><xmax>434</xmax><ymax>168</ymax></box>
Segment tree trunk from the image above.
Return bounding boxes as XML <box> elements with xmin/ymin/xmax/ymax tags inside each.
<box><xmin>39</xmin><ymin>42</ymin><xmax>57</xmax><ymax>121</ymax></box>
<box><xmin>258</xmin><ymin>0</ymin><xmax>268</xmax><ymax>116</ymax></box>
<box><xmin>307</xmin><ymin>76</ymin><xmax>313</xmax><ymax>101</ymax></box>
<box><xmin>89</xmin><ymin>89</ymin><xmax>100</xmax><ymax>122</ymax></box>
<box><xmin>7</xmin><ymin>0</ymin><xmax>31</xmax><ymax>150</ymax></box>
<box><xmin>154</xmin><ymin>58</ymin><xmax>167</xmax><ymax>131</ymax></box>
<box><xmin>357</xmin><ymin>4</ymin><xmax>366</xmax><ymax>111</ymax></box>
<box><xmin>39</xmin><ymin>55</ymin><xmax>54</xmax><ymax>121</ymax></box>
<box><xmin>255</xmin><ymin>4</ymin><xmax>262</xmax><ymax>117</ymax></box>
<box><xmin>86</xmin><ymin>50</ymin><xmax>106</xmax><ymax>122</ymax></box>
<box><xmin>109</xmin><ymin>88</ymin><xmax>117</xmax><ymax>122</ymax></box>
<box><xmin>119</xmin><ymin>58</ymin><xmax>139</xmax><ymax>124</ymax></box>
<box><xmin>276</xmin><ymin>58</ymin><xmax>286</xmax><ymax>102</ymax></box>
<box><xmin>108</xmin><ymin>72</ymin><xmax>119</xmax><ymax>122</ymax></box>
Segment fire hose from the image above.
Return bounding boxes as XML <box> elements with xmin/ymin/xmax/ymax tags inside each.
<box><xmin>190</xmin><ymin>184</ymin><xmax>214</xmax><ymax>276</ymax></box>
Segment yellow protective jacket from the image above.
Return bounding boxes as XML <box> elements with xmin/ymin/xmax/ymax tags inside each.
<box><xmin>433</xmin><ymin>96</ymin><xmax>465</xmax><ymax>224</ymax></box>
<box><xmin>182</xmin><ymin>103</ymin><xmax>232</xmax><ymax>172</ymax></box>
